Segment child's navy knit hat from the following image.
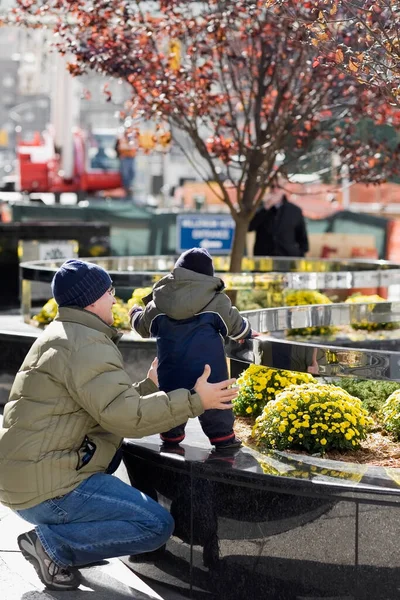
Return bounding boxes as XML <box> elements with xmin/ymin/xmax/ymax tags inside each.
<box><xmin>51</xmin><ymin>259</ymin><xmax>112</xmax><ymax>308</ymax></box>
<box><xmin>174</xmin><ymin>247</ymin><xmax>214</xmax><ymax>277</ymax></box>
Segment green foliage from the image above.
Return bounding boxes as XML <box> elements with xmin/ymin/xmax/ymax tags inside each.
<box><xmin>252</xmin><ymin>382</ymin><xmax>373</xmax><ymax>454</ymax></box>
<box><xmin>233</xmin><ymin>364</ymin><xmax>316</xmax><ymax>418</ymax></box>
<box><xmin>381</xmin><ymin>390</ymin><xmax>400</xmax><ymax>440</ymax></box>
<box><xmin>334</xmin><ymin>378</ymin><xmax>400</xmax><ymax>414</ymax></box>
<box><xmin>235</xmin><ymin>285</ymin><xmax>285</xmax><ymax>311</ymax></box>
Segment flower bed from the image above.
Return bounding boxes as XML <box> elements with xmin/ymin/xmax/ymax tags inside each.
<box><xmin>252</xmin><ymin>382</ymin><xmax>372</xmax><ymax>454</ymax></box>
<box><xmin>33</xmin><ymin>287</ymin><xmax>153</xmax><ymax>330</ymax></box>
<box><xmin>234</xmin><ymin>365</ymin><xmax>315</xmax><ymax>418</ymax></box>
<box><xmin>233</xmin><ymin>365</ymin><xmax>400</xmax><ymax>463</ymax></box>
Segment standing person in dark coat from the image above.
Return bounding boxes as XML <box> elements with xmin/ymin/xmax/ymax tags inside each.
<box><xmin>249</xmin><ymin>185</ymin><xmax>309</xmax><ymax>257</ymax></box>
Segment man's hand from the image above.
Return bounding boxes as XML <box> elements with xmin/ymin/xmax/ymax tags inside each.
<box><xmin>194</xmin><ymin>365</ymin><xmax>238</xmax><ymax>410</ymax></box>
<box><xmin>147</xmin><ymin>357</ymin><xmax>159</xmax><ymax>387</ymax></box>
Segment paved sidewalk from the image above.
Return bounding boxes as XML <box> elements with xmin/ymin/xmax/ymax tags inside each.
<box><xmin>0</xmin><ymin>409</ymin><xmax>188</xmax><ymax>600</ymax></box>
<box><xmin>0</xmin><ymin>483</ymin><xmax>188</xmax><ymax>600</ymax></box>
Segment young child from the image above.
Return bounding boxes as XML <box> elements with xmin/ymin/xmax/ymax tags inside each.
<box><xmin>129</xmin><ymin>247</ymin><xmax>257</xmax><ymax>450</ymax></box>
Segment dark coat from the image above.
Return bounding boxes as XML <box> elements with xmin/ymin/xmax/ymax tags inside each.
<box><xmin>249</xmin><ymin>196</ymin><xmax>309</xmax><ymax>257</ymax></box>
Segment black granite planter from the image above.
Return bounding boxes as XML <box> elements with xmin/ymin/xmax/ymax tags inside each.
<box><xmin>5</xmin><ymin>258</ymin><xmax>400</xmax><ymax>598</ymax></box>
<box><xmin>122</xmin><ymin>423</ymin><xmax>400</xmax><ymax>600</ymax></box>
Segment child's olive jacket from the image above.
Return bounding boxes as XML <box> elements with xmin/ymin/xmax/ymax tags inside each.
<box><xmin>132</xmin><ymin>267</ymin><xmax>251</xmax><ymax>392</ymax></box>
<box><xmin>0</xmin><ymin>307</ymin><xmax>203</xmax><ymax>509</ymax></box>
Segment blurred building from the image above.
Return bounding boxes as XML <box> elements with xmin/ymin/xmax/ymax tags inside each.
<box><xmin>0</xmin><ymin>5</ymin><xmax>203</xmax><ymax>202</ymax></box>
<box><xmin>0</xmin><ymin>20</ymin><xmax>127</xmax><ymax>144</ymax></box>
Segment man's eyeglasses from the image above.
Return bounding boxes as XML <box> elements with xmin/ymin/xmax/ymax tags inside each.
<box><xmin>108</xmin><ymin>286</ymin><xmax>116</xmax><ymax>296</ymax></box>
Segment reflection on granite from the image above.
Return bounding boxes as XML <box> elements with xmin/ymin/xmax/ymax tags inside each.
<box><xmin>125</xmin><ymin>419</ymin><xmax>400</xmax><ymax>494</ymax></box>
<box><xmin>122</xmin><ymin>420</ymin><xmax>400</xmax><ymax>600</ymax></box>
<box><xmin>226</xmin><ymin>334</ymin><xmax>400</xmax><ymax>382</ymax></box>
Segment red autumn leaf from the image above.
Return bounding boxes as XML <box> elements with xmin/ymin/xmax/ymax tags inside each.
<box><xmin>335</xmin><ymin>48</ymin><xmax>344</xmax><ymax>64</ymax></box>
<box><xmin>8</xmin><ymin>0</ymin><xmax>400</xmax><ymax>270</ymax></box>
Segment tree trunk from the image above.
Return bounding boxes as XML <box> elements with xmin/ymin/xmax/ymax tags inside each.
<box><xmin>229</xmin><ymin>216</ymin><xmax>250</xmax><ymax>272</ymax></box>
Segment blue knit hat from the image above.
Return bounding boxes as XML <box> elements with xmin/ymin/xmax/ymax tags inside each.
<box><xmin>51</xmin><ymin>259</ymin><xmax>112</xmax><ymax>308</ymax></box>
<box><xmin>174</xmin><ymin>248</ymin><xmax>214</xmax><ymax>276</ymax></box>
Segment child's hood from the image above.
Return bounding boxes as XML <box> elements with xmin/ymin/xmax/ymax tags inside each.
<box><xmin>153</xmin><ymin>267</ymin><xmax>224</xmax><ymax>319</ymax></box>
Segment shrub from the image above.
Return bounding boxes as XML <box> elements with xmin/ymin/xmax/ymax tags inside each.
<box><xmin>345</xmin><ymin>294</ymin><xmax>398</xmax><ymax>331</ymax></box>
<box><xmin>381</xmin><ymin>390</ymin><xmax>400</xmax><ymax>439</ymax></box>
<box><xmin>252</xmin><ymin>382</ymin><xmax>373</xmax><ymax>454</ymax></box>
<box><xmin>34</xmin><ymin>296</ymin><xmax>132</xmax><ymax>330</ymax></box>
<box><xmin>112</xmin><ymin>299</ymin><xmax>130</xmax><ymax>330</ymax></box>
<box><xmin>33</xmin><ymin>298</ymin><xmax>58</xmax><ymax>325</ymax></box>
<box><xmin>127</xmin><ymin>287</ymin><xmax>153</xmax><ymax>310</ymax></box>
<box><xmin>334</xmin><ymin>377</ymin><xmax>400</xmax><ymax>414</ymax></box>
<box><xmin>236</xmin><ymin>288</ymin><xmax>284</xmax><ymax>311</ymax></box>
<box><xmin>283</xmin><ymin>289</ymin><xmax>335</xmax><ymax>337</ymax></box>
<box><xmin>233</xmin><ymin>364</ymin><xmax>316</xmax><ymax>418</ymax></box>
<box><xmin>284</xmin><ymin>289</ymin><xmax>332</xmax><ymax>307</ymax></box>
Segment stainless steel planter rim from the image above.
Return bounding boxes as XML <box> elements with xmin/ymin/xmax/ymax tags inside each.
<box><xmin>227</xmin><ymin>301</ymin><xmax>400</xmax><ymax>381</ymax></box>
<box><xmin>19</xmin><ymin>255</ymin><xmax>400</xmax><ymax>290</ymax></box>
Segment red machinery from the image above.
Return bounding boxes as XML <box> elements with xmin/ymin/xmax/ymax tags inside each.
<box><xmin>17</xmin><ymin>127</ymin><xmax>122</xmax><ymax>196</ymax></box>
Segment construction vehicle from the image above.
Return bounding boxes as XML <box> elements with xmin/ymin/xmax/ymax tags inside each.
<box><xmin>16</xmin><ymin>126</ymin><xmax>122</xmax><ymax>200</ymax></box>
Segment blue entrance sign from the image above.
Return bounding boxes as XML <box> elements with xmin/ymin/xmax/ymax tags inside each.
<box><xmin>176</xmin><ymin>214</ymin><xmax>235</xmax><ymax>253</ymax></box>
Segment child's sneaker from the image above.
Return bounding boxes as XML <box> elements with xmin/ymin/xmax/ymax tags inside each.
<box><xmin>214</xmin><ymin>436</ymin><xmax>242</xmax><ymax>450</ymax></box>
<box><xmin>17</xmin><ymin>530</ymin><xmax>81</xmax><ymax>591</ymax></box>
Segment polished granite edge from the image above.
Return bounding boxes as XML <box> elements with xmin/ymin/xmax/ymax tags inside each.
<box><xmin>123</xmin><ymin>431</ymin><xmax>400</xmax><ymax>504</ymax></box>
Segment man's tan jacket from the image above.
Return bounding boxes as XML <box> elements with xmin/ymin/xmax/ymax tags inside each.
<box><xmin>0</xmin><ymin>307</ymin><xmax>203</xmax><ymax>509</ymax></box>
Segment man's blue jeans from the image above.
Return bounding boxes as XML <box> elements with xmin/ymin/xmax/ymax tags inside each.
<box><xmin>15</xmin><ymin>473</ymin><xmax>174</xmax><ymax>568</ymax></box>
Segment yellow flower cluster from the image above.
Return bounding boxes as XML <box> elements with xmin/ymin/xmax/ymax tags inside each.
<box><xmin>113</xmin><ymin>286</ymin><xmax>153</xmax><ymax>329</ymax></box>
<box><xmin>33</xmin><ymin>298</ymin><xmax>58</xmax><ymax>325</ymax></box>
<box><xmin>33</xmin><ymin>286</ymin><xmax>153</xmax><ymax>330</ymax></box>
<box><xmin>252</xmin><ymin>382</ymin><xmax>373</xmax><ymax>454</ymax></box>
<box><xmin>284</xmin><ymin>289</ymin><xmax>336</xmax><ymax>337</ymax></box>
<box><xmin>345</xmin><ymin>294</ymin><xmax>398</xmax><ymax>331</ymax></box>
<box><xmin>233</xmin><ymin>364</ymin><xmax>316</xmax><ymax>418</ymax></box>
<box><xmin>284</xmin><ymin>289</ymin><xmax>332</xmax><ymax>307</ymax></box>
<box><xmin>381</xmin><ymin>389</ymin><xmax>400</xmax><ymax>439</ymax></box>
<box><xmin>127</xmin><ymin>287</ymin><xmax>153</xmax><ymax>310</ymax></box>
<box><xmin>112</xmin><ymin>298</ymin><xmax>131</xmax><ymax>330</ymax></box>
